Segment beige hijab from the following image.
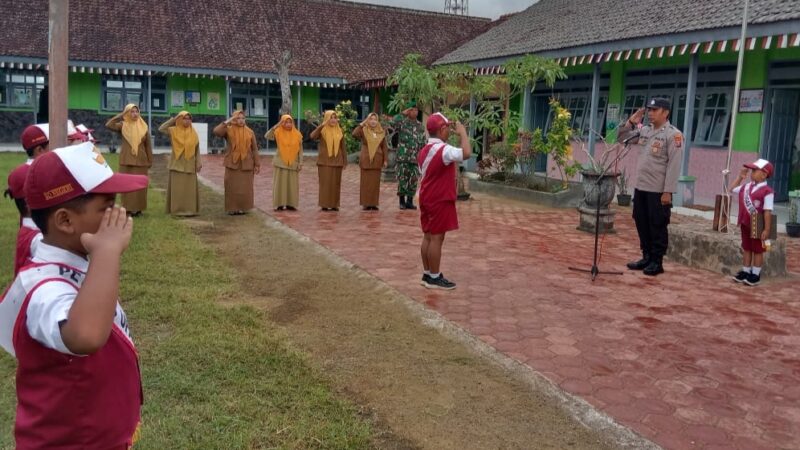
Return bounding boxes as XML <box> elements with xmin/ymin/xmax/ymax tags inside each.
<box><xmin>121</xmin><ymin>103</ymin><xmax>148</xmax><ymax>155</ymax></box>
<box><xmin>363</xmin><ymin>113</ymin><xmax>385</xmax><ymax>163</ymax></box>
<box><xmin>228</xmin><ymin>110</ymin><xmax>253</xmax><ymax>163</ymax></box>
<box><xmin>171</xmin><ymin>111</ymin><xmax>199</xmax><ymax>160</ymax></box>
<box><xmin>320</xmin><ymin>110</ymin><xmax>343</xmax><ymax>158</ymax></box>
<box><xmin>275</xmin><ymin>114</ymin><xmax>303</xmax><ymax>166</ymax></box>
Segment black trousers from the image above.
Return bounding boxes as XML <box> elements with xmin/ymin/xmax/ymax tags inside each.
<box><xmin>632</xmin><ymin>189</ymin><xmax>671</xmax><ymax>260</ymax></box>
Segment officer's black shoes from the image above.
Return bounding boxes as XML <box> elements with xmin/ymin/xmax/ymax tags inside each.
<box><xmin>627</xmin><ymin>256</ymin><xmax>650</xmax><ymax>270</ymax></box>
<box><xmin>744</xmin><ymin>273</ymin><xmax>761</xmax><ymax>286</ymax></box>
<box><xmin>732</xmin><ymin>271</ymin><xmax>750</xmax><ymax>283</ymax></box>
<box><xmin>399</xmin><ymin>196</ymin><xmax>407</xmax><ymax>210</ymax></box>
<box><xmin>643</xmin><ymin>261</ymin><xmax>664</xmax><ymax>276</ymax></box>
<box><xmin>405</xmin><ymin>198</ymin><xmax>417</xmax><ymax>210</ymax></box>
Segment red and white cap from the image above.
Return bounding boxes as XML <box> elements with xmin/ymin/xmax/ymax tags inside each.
<box><xmin>20</xmin><ymin>124</ymin><xmax>49</xmax><ymax>151</ymax></box>
<box><xmin>6</xmin><ymin>163</ymin><xmax>31</xmax><ymax>199</ymax></box>
<box><xmin>24</xmin><ymin>142</ymin><xmax>148</xmax><ymax>210</ymax></box>
<box><xmin>426</xmin><ymin>112</ymin><xmax>452</xmax><ymax>134</ymax></box>
<box><xmin>75</xmin><ymin>124</ymin><xmax>96</xmax><ymax>143</ymax></box>
<box><xmin>744</xmin><ymin>158</ymin><xmax>774</xmax><ymax>178</ymax></box>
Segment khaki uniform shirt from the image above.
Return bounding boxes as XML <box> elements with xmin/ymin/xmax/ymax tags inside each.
<box><xmin>309</xmin><ymin>125</ymin><xmax>347</xmax><ymax>168</ymax></box>
<box><xmin>105</xmin><ymin>119</ymin><xmax>153</xmax><ymax>167</ymax></box>
<box><xmin>618</xmin><ymin>120</ymin><xmax>683</xmax><ymax>193</ymax></box>
<box><xmin>212</xmin><ymin>123</ymin><xmax>261</xmax><ymax>171</ymax></box>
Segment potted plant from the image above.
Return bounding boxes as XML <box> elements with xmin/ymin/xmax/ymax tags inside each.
<box><xmin>617</xmin><ymin>168</ymin><xmax>631</xmax><ymax>206</ymax></box>
<box><xmin>787</xmin><ymin>190</ymin><xmax>800</xmax><ymax>238</ymax></box>
<box><xmin>574</xmin><ymin>133</ymin><xmax>633</xmax><ymax>233</ymax></box>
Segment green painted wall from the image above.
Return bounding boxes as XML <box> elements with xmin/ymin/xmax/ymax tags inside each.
<box><xmin>731</xmin><ymin>49</ymin><xmax>767</xmax><ymax>152</ymax></box>
<box><xmin>166</xmin><ymin>76</ymin><xmax>226</xmax><ymax>116</ymax></box>
<box><xmin>605</xmin><ymin>62</ymin><xmax>625</xmax><ymax>142</ymax></box>
<box><xmin>67</xmin><ymin>72</ymin><xmax>101</xmax><ymax>110</ymax></box>
<box><xmin>299</xmin><ymin>86</ymin><xmax>320</xmax><ymax>118</ymax></box>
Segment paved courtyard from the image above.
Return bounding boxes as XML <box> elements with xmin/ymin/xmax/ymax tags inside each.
<box><xmin>201</xmin><ymin>155</ymin><xmax>800</xmax><ymax>450</ymax></box>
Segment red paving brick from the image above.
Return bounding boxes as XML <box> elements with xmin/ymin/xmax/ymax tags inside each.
<box><xmin>202</xmin><ymin>156</ymin><xmax>800</xmax><ymax>450</ymax></box>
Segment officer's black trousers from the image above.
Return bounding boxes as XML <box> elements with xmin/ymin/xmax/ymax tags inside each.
<box><xmin>632</xmin><ymin>189</ymin><xmax>672</xmax><ymax>261</ymax></box>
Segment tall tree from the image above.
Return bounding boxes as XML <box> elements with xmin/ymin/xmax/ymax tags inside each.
<box><xmin>274</xmin><ymin>50</ymin><xmax>293</xmax><ymax>116</ymax></box>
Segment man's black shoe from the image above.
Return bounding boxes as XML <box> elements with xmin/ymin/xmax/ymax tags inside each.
<box><xmin>399</xmin><ymin>196</ymin><xmax>407</xmax><ymax>210</ymax></box>
<box><xmin>405</xmin><ymin>198</ymin><xmax>417</xmax><ymax>210</ymax></box>
<box><xmin>423</xmin><ymin>274</ymin><xmax>456</xmax><ymax>290</ymax></box>
<box><xmin>626</xmin><ymin>256</ymin><xmax>650</xmax><ymax>270</ymax></box>
<box><xmin>732</xmin><ymin>271</ymin><xmax>749</xmax><ymax>283</ymax></box>
<box><xmin>643</xmin><ymin>261</ymin><xmax>664</xmax><ymax>276</ymax></box>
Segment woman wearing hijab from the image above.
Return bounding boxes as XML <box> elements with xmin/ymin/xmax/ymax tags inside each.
<box><xmin>309</xmin><ymin>110</ymin><xmax>347</xmax><ymax>211</ymax></box>
<box><xmin>105</xmin><ymin>103</ymin><xmax>153</xmax><ymax>216</ymax></box>
<box><xmin>213</xmin><ymin>110</ymin><xmax>261</xmax><ymax>215</ymax></box>
<box><xmin>159</xmin><ymin>111</ymin><xmax>202</xmax><ymax>216</ymax></box>
<box><xmin>353</xmin><ymin>113</ymin><xmax>388</xmax><ymax>210</ymax></box>
<box><xmin>265</xmin><ymin>114</ymin><xmax>303</xmax><ymax>211</ymax></box>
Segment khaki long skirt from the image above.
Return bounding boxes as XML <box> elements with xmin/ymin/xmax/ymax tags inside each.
<box><xmin>273</xmin><ymin>167</ymin><xmax>299</xmax><ymax>208</ymax></box>
<box><xmin>360</xmin><ymin>168</ymin><xmax>381</xmax><ymax>207</ymax></box>
<box><xmin>224</xmin><ymin>168</ymin><xmax>255</xmax><ymax>212</ymax></box>
<box><xmin>318</xmin><ymin>166</ymin><xmax>342</xmax><ymax>209</ymax></box>
<box><xmin>167</xmin><ymin>171</ymin><xmax>199</xmax><ymax>216</ymax></box>
<box><xmin>119</xmin><ymin>165</ymin><xmax>149</xmax><ymax>212</ymax></box>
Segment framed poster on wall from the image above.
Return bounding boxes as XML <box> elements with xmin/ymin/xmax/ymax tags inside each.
<box><xmin>185</xmin><ymin>91</ymin><xmax>201</xmax><ymax>105</ymax></box>
<box><xmin>171</xmin><ymin>90</ymin><xmax>184</xmax><ymax>107</ymax></box>
<box><xmin>207</xmin><ymin>92</ymin><xmax>220</xmax><ymax>110</ymax></box>
<box><xmin>739</xmin><ymin>89</ymin><xmax>764</xmax><ymax>113</ymax></box>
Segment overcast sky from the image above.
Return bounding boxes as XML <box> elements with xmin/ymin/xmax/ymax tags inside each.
<box><xmin>349</xmin><ymin>0</ymin><xmax>538</xmax><ymax>19</ymax></box>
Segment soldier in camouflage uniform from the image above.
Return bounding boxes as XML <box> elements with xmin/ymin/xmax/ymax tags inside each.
<box><xmin>390</xmin><ymin>101</ymin><xmax>426</xmax><ymax>210</ymax></box>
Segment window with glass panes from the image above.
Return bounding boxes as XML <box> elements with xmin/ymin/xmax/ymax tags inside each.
<box><xmin>622</xmin><ymin>65</ymin><xmax>734</xmax><ymax>146</ymax></box>
<box><xmin>529</xmin><ymin>72</ymin><xmax>609</xmax><ymax>139</ymax></box>
<box><xmin>230</xmin><ymin>83</ymin><xmax>285</xmax><ymax>125</ymax></box>
<box><xmin>102</xmin><ymin>77</ymin><xmax>144</xmax><ymax>111</ymax></box>
<box><xmin>0</xmin><ymin>72</ymin><xmax>46</xmax><ymax>108</ymax></box>
<box><xmin>320</xmin><ymin>87</ymin><xmax>369</xmax><ymax>120</ymax></box>
<box><xmin>149</xmin><ymin>77</ymin><xmax>167</xmax><ymax>112</ymax></box>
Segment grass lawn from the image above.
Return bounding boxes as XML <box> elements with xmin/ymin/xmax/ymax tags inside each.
<box><xmin>0</xmin><ymin>152</ymin><xmax>373</xmax><ymax>449</ymax></box>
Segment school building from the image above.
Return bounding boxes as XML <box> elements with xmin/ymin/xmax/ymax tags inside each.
<box><xmin>0</xmin><ymin>0</ymin><xmax>489</xmax><ymax>149</ymax></box>
<box><xmin>436</xmin><ymin>0</ymin><xmax>800</xmax><ymax>205</ymax></box>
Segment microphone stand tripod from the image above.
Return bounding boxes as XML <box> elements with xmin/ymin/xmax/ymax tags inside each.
<box><xmin>569</xmin><ymin>139</ymin><xmax>634</xmax><ymax>281</ymax></box>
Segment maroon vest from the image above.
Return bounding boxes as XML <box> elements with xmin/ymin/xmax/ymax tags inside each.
<box><xmin>13</xmin><ymin>263</ymin><xmax>142</xmax><ymax>450</ymax></box>
<box><xmin>418</xmin><ymin>143</ymin><xmax>456</xmax><ymax>205</ymax></box>
<box><xmin>14</xmin><ymin>226</ymin><xmax>39</xmax><ymax>276</ymax></box>
<box><xmin>737</xmin><ymin>182</ymin><xmax>774</xmax><ymax>226</ymax></box>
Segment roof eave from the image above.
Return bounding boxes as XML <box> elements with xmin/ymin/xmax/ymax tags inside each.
<box><xmin>435</xmin><ymin>18</ymin><xmax>800</xmax><ymax>67</ymax></box>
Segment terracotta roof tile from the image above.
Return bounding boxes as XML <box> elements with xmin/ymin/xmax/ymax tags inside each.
<box><xmin>437</xmin><ymin>0</ymin><xmax>800</xmax><ymax>65</ymax></box>
<box><xmin>0</xmin><ymin>0</ymin><xmax>491</xmax><ymax>81</ymax></box>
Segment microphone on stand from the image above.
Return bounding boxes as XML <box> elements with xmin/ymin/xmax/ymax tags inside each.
<box><xmin>622</xmin><ymin>132</ymin><xmax>640</xmax><ymax>145</ymax></box>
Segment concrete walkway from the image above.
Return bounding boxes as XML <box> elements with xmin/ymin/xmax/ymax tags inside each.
<box><xmin>202</xmin><ymin>156</ymin><xmax>798</xmax><ymax>449</ymax></box>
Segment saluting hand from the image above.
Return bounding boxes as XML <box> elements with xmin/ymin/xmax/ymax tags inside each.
<box><xmin>80</xmin><ymin>206</ymin><xmax>133</xmax><ymax>257</ymax></box>
<box><xmin>629</xmin><ymin>108</ymin><xmax>645</xmax><ymax>126</ymax></box>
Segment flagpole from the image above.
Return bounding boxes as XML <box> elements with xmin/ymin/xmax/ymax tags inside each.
<box><xmin>720</xmin><ymin>0</ymin><xmax>750</xmax><ymax>231</ymax></box>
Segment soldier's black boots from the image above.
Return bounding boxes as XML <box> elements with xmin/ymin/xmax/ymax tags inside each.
<box><xmin>405</xmin><ymin>197</ymin><xmax>417</xmax><ymax>210</ymax></box>
<box><xmin>626</xmin><ymin>254</ymin><xmax>650</xmax><ymax>270</ymax></box>
<box><xmin>399</xmin><ymin>196</ymin><xmax>407</xmax><ymax>210</ymax></box>
<box><xmin>643</xmin><ymin>260</ymin><xmax>665</xmax><ymax>276</ymax></box>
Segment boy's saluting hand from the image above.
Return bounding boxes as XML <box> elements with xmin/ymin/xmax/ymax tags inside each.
<box><xmin>80</xmin><ymin>206</ymin><xmax>133</xmax><ymax>256</ymax></box>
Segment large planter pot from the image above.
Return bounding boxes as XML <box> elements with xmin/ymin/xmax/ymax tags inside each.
<box><xmin>577</xmin><ymin>171</ymin><xmax>619</xmax><ymax>234</ymax></box>
<box><xmin>617</xmin><ymin>193</ymin><xmax>632</xmax><ymax>207</ymax></box>
<box><xmin>787</xmin><ymin>223</ymin><xmax>800</xmax><ymax>238</ymax></box>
